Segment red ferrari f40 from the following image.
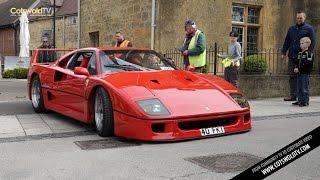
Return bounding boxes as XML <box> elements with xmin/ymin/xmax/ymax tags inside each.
<box><xmin>27</xmin><ymin>47</ymin><xmax>251</xmax><ymax>141</ymax></box>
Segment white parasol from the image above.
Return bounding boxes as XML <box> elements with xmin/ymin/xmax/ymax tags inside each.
<box><xmin>18</xmin><ymin>11</ymin><xmax>30</xmax><ymax>64</ymax></box>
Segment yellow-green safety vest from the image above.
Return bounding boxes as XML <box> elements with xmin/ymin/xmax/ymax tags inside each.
<box><xmin>188</xmin><ymin>30</ymin><xmax>206</xmax><ymax>67</ymax></box>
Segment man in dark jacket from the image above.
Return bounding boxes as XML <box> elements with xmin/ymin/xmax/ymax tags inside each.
<box><xmin>281</xmin><ymin>11</ymin><xmax>316</xmax><ymax>101</ymax></box>
<box><xmin>38</xmin><ymin>36</ymin><xmax>56</xmax><ymax>62</ymax></box>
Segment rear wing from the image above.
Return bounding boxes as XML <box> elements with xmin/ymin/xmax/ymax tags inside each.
<box><xmin>30</xmin><ymin>49</ymin><xmax>74</xmax><ymax>65</ymax></box>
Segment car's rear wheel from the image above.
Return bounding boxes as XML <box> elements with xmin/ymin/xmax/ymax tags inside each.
<box><xmin>31</xmin><ymin>75</ymin><xmax>46</xmax><ymax>113</ymax></box>
<box><xmin>94</xmin><ymin>87</ymin><xmax>114</xmax><ymax>137</ymax></box>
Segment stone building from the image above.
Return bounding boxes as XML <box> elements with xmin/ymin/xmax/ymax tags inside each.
<box><xmin>80</xmin><ymin>0</ymin><xmax>320</xmax><ymax>53</ymax></box>
<box><xmin>0</xmin><ymin>0</ymin><xmax>78</xmax><ymax>55</ymax></box>
<box><xmin>0</xmin><ymin>0</ymin><xmax>34</xmax><ymax>56</ymax></box>
<box><xmin>79</xmin><ymin>0</ymin><xmax>152</xmax><ymax>48</ymax></box>
<box><xmin>28</xmin><ymin>0</ymin><xmax>78</xmax><ymax>50</ymax></box>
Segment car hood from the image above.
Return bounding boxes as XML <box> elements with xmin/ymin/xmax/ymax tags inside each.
<box><xmin>102</xmin><ymin>70</ymin><xmax>242</xmax><ymax>117</ymax></box>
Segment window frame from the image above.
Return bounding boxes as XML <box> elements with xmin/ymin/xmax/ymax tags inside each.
<box><xmin>232</xmin><ymin>6</ymin><xmax>245</xmax><ymax>24</ymax></box>
<box><xmin>231</xmin><ymin>4</ymin><xmax>262</xmax><ymax>54</ymax></box>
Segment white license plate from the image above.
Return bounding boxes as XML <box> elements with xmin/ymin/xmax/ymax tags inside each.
<box><xmin>200</xmin><ymin>126</ymin><xmax>225</xmax><ymax>136</ymax></box>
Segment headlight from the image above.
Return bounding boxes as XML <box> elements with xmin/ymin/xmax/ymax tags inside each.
<box><xmin>230</xmin><ymin>93</ymin><xmax>250</xmax><ymax>108</ymax></box>
<box><xmin>136</xmin><ymin>98</ymin><xmax>170</xmax><ymax>115</ymax></box>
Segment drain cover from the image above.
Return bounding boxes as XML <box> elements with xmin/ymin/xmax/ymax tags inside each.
<box><xmin>186</xmin><ymin>152</ymin><xmax>263</xmax><ymax>173</ymax></box>
<box><xmin>74</xmin><ymin>138</ymin><xmax>141</xmax><ymax>150</ymax></box>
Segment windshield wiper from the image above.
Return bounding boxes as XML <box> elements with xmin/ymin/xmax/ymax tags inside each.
<box><xmin>104</xmin><ymin>64</ymin><xmax>142</xmax><ymax>71</ymax></box>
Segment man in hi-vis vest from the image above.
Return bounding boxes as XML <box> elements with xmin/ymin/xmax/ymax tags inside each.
<box><xmin>181</xmin><ymin>20</ymin><xmax>206</xmax><ymax>73</ymax></box>
<box><xmin>114</xmin><ymin>31</ymin><xmax>133</xmax><ymax>47</ymax></box>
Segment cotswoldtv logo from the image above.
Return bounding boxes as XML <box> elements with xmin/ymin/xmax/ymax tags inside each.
<box><xmin>10</xmin><ymin>7</ymin><xmax>53</xmax><ymax>16</ymax></box>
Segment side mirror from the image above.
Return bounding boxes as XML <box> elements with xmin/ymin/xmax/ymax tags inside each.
<box><xmin>166</xmin><ymin>57</ymin><xmax>175</xmax><ymax>64</ymax></box>
<box><xmin>165</xmin><ymin>57</ymin><xmax>177</xmax><ymax>69</ymax></box>
<box><xmin>74</xmin><ymin>67</ymin><xmax>90</xmax><ymax>76</ymax></box>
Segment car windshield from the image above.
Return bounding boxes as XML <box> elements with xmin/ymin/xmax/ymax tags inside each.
<box><xmin>100</xmin><ymin>50</ymin><xmax>176</xmax><ymax>73</ymax></box>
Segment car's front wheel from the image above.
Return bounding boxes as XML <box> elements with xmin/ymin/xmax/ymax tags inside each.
<box><xmin>94</xmin><ymin>87</ymin><xmax>114</xmax><ymax>137</ymax></box>
<box><xmin>31</xmin><ymin>75</ymin><xmax>46</xmax><ymax>113</ymax></box>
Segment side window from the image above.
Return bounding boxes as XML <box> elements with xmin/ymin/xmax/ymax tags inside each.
<box><xmin>88</xmin><ymin>53</ymin><xmax>97</xmax><ymax>75</ymax></box>
<box><xmin>66</xmin><ymin>52</ymin><xmax>93</xmax><ymax>70</ymax></box>
<box><xmin>66</xmin><ymin>53</ymin><xmax>81</xmax><ymax>70</ymax></box>
<box><xmin>58</xmin><ymin>53</ymin><xmax>76</xmax><ymax>68</ymax></box>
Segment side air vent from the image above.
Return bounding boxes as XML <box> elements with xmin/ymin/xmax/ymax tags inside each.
<box><xmin>185</xmin><ymin>77</ymin><xmax>193</xmax><ymax>82</ymax></box>
<box><xmin>150</xmin><ymin>79</ymin><xmax>160</xmax><ymax>84</ymax></box>
<box><xmin>47</xmin><ymin>91</ymin><xmax>53</xmax><ymax>101</ymax></box>
<box><xmin>54</xmin><ymin>71</ymin><xmax>67</xmax><ymax>82</ymax></box>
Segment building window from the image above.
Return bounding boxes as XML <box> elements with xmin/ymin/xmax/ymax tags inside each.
<box><xmin>247</xmin><ymin>27</ymin><xmax>259</xmax><ymax>54</ymax></box>
<box><xmin>68</xmin><ymin>16</ymin><xmax>77</xmax><ymax>25</ymax></box>
<box><xmin>89</xmin><ymin>31</ymin><xmax>99</xmax><ymax>47</ymax></box>
<box><xmin>248</xmin><ymin>8</ymin><xmax>259</xmax><ymax>24</ymax></box>
<box><xmin>232</xmin><ymin>6</ymin><xmax>244</xmax><ymax>23</ymax></box>
<box><xmin>231</xmin><ymin>5</ymin><xmax>261</xmax><ymax>54</ymax></box>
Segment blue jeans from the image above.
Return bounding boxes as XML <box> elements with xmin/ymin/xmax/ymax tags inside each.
<box><xmin>297</xmin><ymin>74</ymin><xmax>310</xmax><ymax>103</ymax></box>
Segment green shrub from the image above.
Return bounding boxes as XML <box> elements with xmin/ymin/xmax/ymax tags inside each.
<box><xmin>243</xmin><ymin>55</ymin><xmax>267</xmax><ymax>74</ymax></box>
<box><xmin>2</xmin><ymin>68</ymin><xmax>28</xmax><ymax>79</ymax></box>
<box><xmin>14</xmin><ymin>68</ymin><xmax>28</xmax><ymax>79</ymax></box>
<box><xmin>2</xmin><ymin>69</ymin><xmax>15</xmax><ymax>78</ymax></box>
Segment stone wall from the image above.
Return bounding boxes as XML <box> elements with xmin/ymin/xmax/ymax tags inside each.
<box><xmin>80</xmin><ymin>0</ymin><xmax>152</xmax><ymax>48</ymax></box>
<box><xmin>79</xmin><ymin>0</ymin><xmax>319</xmax><ymax>53</ymax></box>
<box><xmin>155</xmin><ymin>0</ymin><xmax>231</xmax><ymax>51</ymax></box>
<box><xmin>155</xmin><ymin>0</ymin><xmax>302</xmax><ymax>51</ymax></box>
<box><xmin>238</xmin><ymin>75</ymin><xmax>320</xmax><ymax>99</ymax></box>
<box><xmin>29</xmin><ymin>18</ymin><xmax>52</xmax><ymax>50</ymax></box>
<box><xmin>81</xmin><ymin>0</ymin><xmax>320</xmax><ymax>51</ymax></box>
<box><xmin>28</xmin><ymin>16</ymin><xmax>78</xmax><ymax>50</ymax></box>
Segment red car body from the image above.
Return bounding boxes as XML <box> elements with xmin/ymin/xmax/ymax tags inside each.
<box><xmin>28</xmin><ymin>47</ymin><xmax>251</xmax><ymax>141</ymax></box>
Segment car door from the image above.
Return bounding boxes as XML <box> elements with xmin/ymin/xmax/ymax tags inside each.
<box><xmin>42</xmin><ymin>52</ymin><xmax>76</xmax><ymax>111</ymax></box>
<box><xmin>53</xmin><ymin>51</ymin><xmax>96</xmax><ymax>120</ymax></box>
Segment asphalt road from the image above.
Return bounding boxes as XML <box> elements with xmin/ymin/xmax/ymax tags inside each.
<box><xmin>0</xmin><ymin>80</ymin><xmax>32</xmax><ymax>115</ymax></box>
<box><xmin>0</xmin><ymin>114</ymin><xmax>319</xmax><ymax>180</ymax></box>
<box><xmin>0</xmin><ymin>80</ymin><xmax>28</xmax><ymax>101</ymax></box>
<box><xmin>0</xmin><ymin>101</ymin><xmax>34</xmax><ymax>115</ymax></box>
<box><xmin>0</xmin><ymin>79</ymin><xmax>28</xmax><ymax>96</ymax></box>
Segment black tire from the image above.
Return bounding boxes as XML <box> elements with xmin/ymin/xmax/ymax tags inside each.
<box><xmin>31</xmin><ymin>75</ymin><xmax>46</xmax><ymax>113</ymax></box>
<box><xmin>94</xmin><ymin>87</ymin><xmax>114</xmax><ymax>137</ymax></box>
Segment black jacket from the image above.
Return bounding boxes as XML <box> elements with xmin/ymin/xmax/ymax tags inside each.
<box><xmin>282</xmin><ymin>23</ymin><xmax>316</xmax><ymax>59</ymax></box>
<box><xmin>295</xmin><ymin>50</ymin><xmax>313</xmax><ymax>74</ymax></box>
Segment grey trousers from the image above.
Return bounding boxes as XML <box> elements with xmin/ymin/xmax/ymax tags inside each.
<box><xmin>224</xmin><ymin>66</ymin><xmax>239</xmax><ymax>87</ymax></box>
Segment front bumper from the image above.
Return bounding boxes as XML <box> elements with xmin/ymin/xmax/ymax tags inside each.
<box><xmin>114</xmin><ymin>110</ymin><xmax>252</xmax><ymax>141</ymax></box>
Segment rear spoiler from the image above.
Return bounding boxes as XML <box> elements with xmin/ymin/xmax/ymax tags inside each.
<box><xmin>30</xmin><ymin>48</ymin><xmax>75</xmax><ymax>65</ymax></box>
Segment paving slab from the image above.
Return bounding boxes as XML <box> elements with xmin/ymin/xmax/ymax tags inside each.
<box><xmin>16</xmin><ymin>114</ymin><xmax>44</xmax><ymax>124</ymax></box>
<box><xmin>0</xmin><ymin>115</ymin><xmax>25</xmax><ymax>138</ymax></box>
<box><xmin>249</xmin><ymin>96</ymin><xmax>320</xmax><ymax>117</ymax></box>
